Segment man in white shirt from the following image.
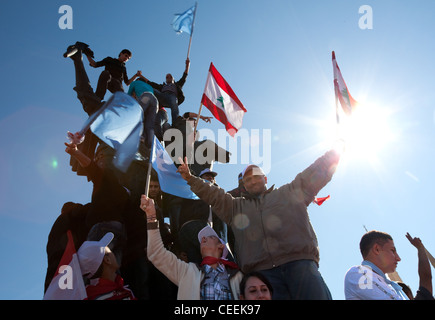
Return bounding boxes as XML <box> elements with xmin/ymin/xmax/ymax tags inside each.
<box><xmin>344</xmin><ymin>230</ymin><xmax>409</xmax><ymax>300</ymax></box>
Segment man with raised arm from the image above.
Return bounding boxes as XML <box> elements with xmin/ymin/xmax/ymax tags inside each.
<box><xmin>176</xmin><ymin>142</ymin><xmax>344</xmax><ymax>300</ymax></box>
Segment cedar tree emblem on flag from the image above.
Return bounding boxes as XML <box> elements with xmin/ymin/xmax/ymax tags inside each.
<box><xmin>332</xmin><ymin>51</ymin><xmax>358</xmax><ymax>117</ymax></box>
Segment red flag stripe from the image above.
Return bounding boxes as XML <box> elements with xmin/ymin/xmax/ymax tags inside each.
<box><xmin>201</xmin><ymin>94</ymin><xmax>239</xmax><ymax>137</ymax></box>
<box><xmin>54</xmin><ymin>230</ymin><xmax>76</xmax><ymax>278</ymax></box>
<box><xmin>332</xmin><ymin>52</ymin><xmax>358</xmax><ymax>115</ymax></box>
<box><xmin>208</xmin><ymin>63</ymin><xmax>247</xmax><ymax>112</ymax></box>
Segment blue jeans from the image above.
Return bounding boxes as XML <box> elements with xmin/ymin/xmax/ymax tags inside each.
<box><xmin>154</xmin><ymin>108</ymin><xmax>169</xmax><ymax>142</ymax></box>
<box><xmin>138</xmin><ymin>92</ymin><xmax>158</xmax><ymax>148</ymax></box>
<box><xmin>153</xmin><ymin>90</ymin><xmax>179</xmax><ymax>124</ymax></box>
<box><xmin>258</xmin><ymin>260</ymin><xmax>332</xmax><ymax>300</ymax></box>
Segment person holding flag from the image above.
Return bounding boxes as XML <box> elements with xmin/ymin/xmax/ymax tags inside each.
<box><xmin>176</xmin><ymin>140</ymin><xmax>345</xmax><ymax>300</ymax></box>
<box><xmin>141</xmin><ymin>58</ymin><xmax>190</xmax><ymax>125</ymax></box>
<box><xmin>172</xmin><ymin>3</ymin><xmax>198</xmax><ymax>59</ymax></box>
<box><xmin>141</xmin><ymin>195</ymin><xmax>243</xmax><ymax>300</ymax></box>
<box><xmin>138</xmin><ymin>4</ymin><xmax>198</xmax><ymax>128</ymax></box>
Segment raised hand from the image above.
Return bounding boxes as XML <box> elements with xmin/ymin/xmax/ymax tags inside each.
<box><xmin>176</xmin><ymin>156</ymin><xmax>192</xmax><ymax>181</ymax></box>
<box><xmin>140</xmin><ymin>195</ymin><xmax>156</xmax><ymax>218</ymax></box>
<box><xmin>406</xmin><ymin>232</ymin><xmax>424</xmax><ymax>249</ymax></box>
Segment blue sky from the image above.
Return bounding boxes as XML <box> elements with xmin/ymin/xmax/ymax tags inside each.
<box><xmin>1</xmin><ymin>0</ymin><xmax>434</xmax><ymax>300</ymax></box>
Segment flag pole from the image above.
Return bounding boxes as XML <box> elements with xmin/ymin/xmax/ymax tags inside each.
<box><xmin>332</xmin><ymin>51</ymin><xmax>341</xmax><ymax>141</ymax></box>
<box><xmin>332</xmin><ymin>51</ymin><xmax>340</xmax><ymax>126</ymax></box>
<box><xmin>144</xmin><ymin>136</ymin><xmax>156</xmax><ymax>197</ymax></box>
<box><xmin>193</xmin><ymin>103</ymin><xmax>203</xmax><ymax>141</ymax></box>
<box><xmin>194</xmin><ymin>61</ymin><xmax>212</xmax><ymax>140</ymax></box>
<box><xmin>186</xmin><ymin>2</ymin><xmax>198</xmax><ymax>60</ymax></box>
<box><xmin>335</xmin><ymin>86</ymin><xmax>340</xmax><ymax>126</ymax></box>
<box><xmin>425</xmin><ymin>247</ymin><xmax>435</xmax><ymax>269</ymax></box>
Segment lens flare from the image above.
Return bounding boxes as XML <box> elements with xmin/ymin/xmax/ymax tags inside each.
<box><xmin>51</xmin><ymin>158</ymin><xmax>58</xmax><ymax>169</ymax></box>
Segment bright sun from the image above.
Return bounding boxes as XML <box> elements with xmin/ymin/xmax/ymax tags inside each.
<box><xmin>337</xmin><ymin>103</ymin><xmax>395</xmax><ymax>162</ymax></box>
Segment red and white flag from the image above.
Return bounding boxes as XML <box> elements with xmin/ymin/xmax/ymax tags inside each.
<box><xmin>332</xmin><ymin>51</ymin><xmax>358</xmax><ymax>117</ymax></box>
<box><xmin>201</xmin><ymin>63</ymin><xmax>247</xmax><ymax>137</ymax></box>
<box><xmin>43</xmin><ymin>230</ymin><xmax>87</xmax><ymax>300</ymax></box>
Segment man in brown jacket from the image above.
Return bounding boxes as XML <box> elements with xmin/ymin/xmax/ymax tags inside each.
<box><xmin>176</xmin><ymin>145</ymin><xmax>343</xmax><ymax>299</ymax></box>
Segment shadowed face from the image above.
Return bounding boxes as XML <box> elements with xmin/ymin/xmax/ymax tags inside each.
<box><xmin>201</xmin><ymin>173</ymin><xmax>215</xmax><ymax>184</ymax></box>
<box><xmin>149</xmin><ymin>180</ymin><xmax>161</xmax><ymax>199</ymax></box>
<box><xmin>200</xmin><ymin>235</ymin><xmax>223</xmax><ymax>258</ymax></box>
<box><xmin>242</xmin><ymin>166</ymin><xmax>267</xmax><ymax>196</ymax></box>
<box><xmin>118</xmin><ymin>52</ymin><xmax>131</xmax><ymax>62</ymax></box>
<box><xmin>165</xmin><ymin>73</ymin><xmax>174</xmax><ymax>84</ymax></box>
<box><xmin>103</xmin><ymin>246</ymin><xmax>119</xmax><ymax>271</ymax></box>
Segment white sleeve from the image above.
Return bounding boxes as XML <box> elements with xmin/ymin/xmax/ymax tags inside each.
<box><xmin>344</xmin><ymin>266</ymin><xmax>403</xmax><ymax>300</ymax></box>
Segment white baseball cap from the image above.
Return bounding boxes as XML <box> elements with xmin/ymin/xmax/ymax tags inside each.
<box><xmin>197</xmin><ymin>226</ymin><xmax>228</xmax><ymax>259</ymax></box>
<box><xmin>77</xmin><ymin>232</ymin><xmax>114</xmax><ymax>278</ymax></box>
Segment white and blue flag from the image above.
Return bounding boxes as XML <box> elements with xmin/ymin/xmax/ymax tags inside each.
<box><xmin>172</xmin><ymin>3</ymin><xmax>196</xmax><ymax>35</ymax></box>
<box><xmin>151</xmin><ymin>136</ymin><xmax>199</xmax><ymax>200</ymax></box>
<box><xmin>88</xmin><ymin>92</ymin><xmax>143</xmax><ymax>172</ymax></box>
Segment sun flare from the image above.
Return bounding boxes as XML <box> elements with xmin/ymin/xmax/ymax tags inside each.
<box><xmin>337</xmin><ymin>103</ymin><xmax>395</xmax><ymax>161</ymax></box>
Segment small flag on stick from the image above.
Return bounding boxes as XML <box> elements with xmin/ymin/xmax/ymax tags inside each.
<box><xmin>151</xmin><ymin>136</ymin><xmax>199</xmax><ymax>200</ymax></box>
<box><xmin>313</xmin><ymin>195</ymin><xmax>330</xmax><ymax>206</ymax></box>
<box><xmin>43</xmin><ymin>230</ymin><xmax>87</xmax><ymax>300</ymax></box>
<box><xmin>89</xmin><ymin>92</ymin><xmax>143</xmax><ymax>172</ymax></box>
<box><xmin>172</xmin><ymin>3</ymin><xmax>197</xmax><ymax>35</ymax></box>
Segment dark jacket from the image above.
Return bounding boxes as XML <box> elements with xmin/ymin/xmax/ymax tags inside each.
<box><xmin>148</xmin><ymin>72</ymin><xmax>188</xmax><ymax>105</ymax></box>
<box><xmin>44</xmin><ymin>202</ymin><xmax>91</xmax><ymax>292</ymax></box>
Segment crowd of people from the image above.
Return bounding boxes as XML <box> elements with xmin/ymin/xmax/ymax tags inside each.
<box><xmin>43</xmin><ymin>41</ymin><xmax>434</xmax><ymax>300</ymax></box>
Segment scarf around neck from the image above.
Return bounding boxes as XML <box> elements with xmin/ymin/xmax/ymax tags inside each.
<box><xmin>200</xmin><ymin>256</ymin><xmax>239</xmax><ymax>270</ymax></box>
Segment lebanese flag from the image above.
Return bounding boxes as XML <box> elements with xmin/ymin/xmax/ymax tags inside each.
<box><xmin>332</xmin><ymin>51</ymin><xmax>358</xmax><ymax>116</ymax></box>
<box><xmin>201</xmin><ymin>63</ymin><xmax>247</xmax><ymax>137</ymax></box>
<box><xmin>43</xmin><ymin>230</ymin><xmax>87</xmax><ymax>300</ymax></box>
